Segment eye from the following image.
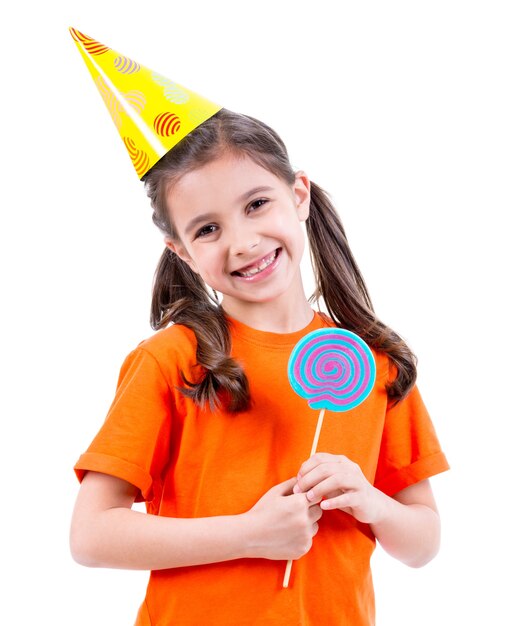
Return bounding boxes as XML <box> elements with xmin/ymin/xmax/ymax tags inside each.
<box><xmin>248</xmin><ymin>198</ymin><xmax>269</xmax><ymax>213</ymax></box>
<box><xmin>195</xmin><ymin>223</ymin><xmax>219</xmax><ymax>239</ymax></box>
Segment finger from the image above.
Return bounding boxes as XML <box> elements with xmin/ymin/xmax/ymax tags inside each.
<box><xmin>307</xmin><ymin>461</ymin><xmax>366</xmax><ymax>501</ymax></box>
<box><xmin>270</xmin><ymin>477</ymin><xmax>298</xmax><ymax>496</ymax></box>
<box><xmin>309</xmin><ymin>503</ymin><xmax>323</xmax><ymax>523</ymax></box>
<box><xmin>320</xmin><ymin>492</ymin><xmax>353</xmax><ymax>511</ymax></box>
<box><xmin>298</xmin><ymin>453</ymin><xmax>338</xmax><ymax>478</ymax></box>
<box><xmin>297</xmin><ymin>461</ymin><xmax>349</xmax><ymax>496</ymax></box>
<box><xmin>306</xmin><ymin>474</ymin><xmax>353</xmax><ymax>503</ymax></box>
<box><xmin>298</xmin><ymin>454</ymin><xmax>353</xmax><ymax>483</ymax></box>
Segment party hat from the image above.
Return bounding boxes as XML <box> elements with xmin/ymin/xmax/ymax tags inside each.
<box><xmin>69</xmin><ymin>28</ymin><xmax>222</xmax><ymax>179</ymax></box>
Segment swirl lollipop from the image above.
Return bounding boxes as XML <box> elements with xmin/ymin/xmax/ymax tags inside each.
<box><xmin>282</xmin><ymin>327</ymin><xmax>376</xmax><ymax>588</ymax></box>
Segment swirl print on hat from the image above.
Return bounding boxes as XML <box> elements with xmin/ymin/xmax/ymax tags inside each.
<box><xmin>123</xmin><ymin>137</ymin><xmax>150</xmax><ymax>178</ymax></box>
<box><xmin>123</xmin><ymin>90</ymin><xmax>146</xmax><ymax>114</ymax></box>
<box><xmin>70</xmin><ymin>28</ymin><xmax>109</xmax><ymax>55</ymax></box>
<box><xmin>114</xmin><ymin>55</ymin><xmax>141</xmax><ymax>75</ymax></box>
<box><xmin>152</xmin><ymin>72</ymin><xmax>190</xmax><ymax>104</ymax></box>
<box><xmin>95</xmin><ymin>76</ymin><xmax>123</xmax><ymax>130</ymax></box>
<box><xmin>288</xmin><ymin>328</ymin><xmax>375</xmax><ymax>411</ymax></box>
<box><xmin>154</xmin><ymin>112</ymin><xmax>181</xmax><ymax>136</ymax></box>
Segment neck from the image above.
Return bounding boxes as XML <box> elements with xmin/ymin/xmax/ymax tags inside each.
<box><xmin>225</xmin><ymin>302</ymin><xmax>314</xmax><ymax>334</ymax></box>
<box><xmin>221</xmin><ymin>275</ymin><xmax>314</xmax><ymax>334</ymax></box>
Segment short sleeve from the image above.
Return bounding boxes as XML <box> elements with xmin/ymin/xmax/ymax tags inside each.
<box><xmin>74</xmin><ymin>347</ymin><xmax>173</xmax><ymax>503</ymax></box>
<box><xmin>373</xmin><ymin>384</ymin><xmax>449</xmax><ymax>496</ymax></box>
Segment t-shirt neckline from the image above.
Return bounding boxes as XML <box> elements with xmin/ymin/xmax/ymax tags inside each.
<box><xmin>226</xmin><ymin>310</ymin><xmax>333</xmax><ymax>348</ymax></box>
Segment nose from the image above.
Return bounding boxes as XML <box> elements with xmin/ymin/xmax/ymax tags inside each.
<box><xmin>228</xmin><ymin>223</ymin><xmax>260</xmax><ymax>256</ymax></box>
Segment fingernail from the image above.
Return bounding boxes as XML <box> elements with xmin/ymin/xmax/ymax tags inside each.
<box><xmin>293</xmin><ymin>484</ymin><xmax>301</xmax><ymax>494</ymax></box>
<box><xmin>307</xmin><ymin>489</ymin><xmax>315</xmax><ymax>501</ymax></box>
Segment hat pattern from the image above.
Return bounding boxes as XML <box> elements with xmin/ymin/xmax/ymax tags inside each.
<box><xmin>70</xmin><ymin>28</ymin><xmax>222</xmax><ymax>179</ymax></box>
<box><xmin>154</xmin><ymin>112</ymin><xmax>181</xmax><ymax>137</ymax></box>
<box><xmin>123</xmin><ymin>90</ymin><xmax>146</xmax><ymax>114</ymax></box>
<box><xmin>124</xmin><ymin>137</ymin><xmax>150</xmax><ymax>178</ymax></box>
<box><xmin>114</xmin><ymin>55</ymin><xmax>141</xmax><ymax>75</ymax></box>
<box><xmin>152</xmin><ymin>72</ymin><xmax>190</xmax><ymax>104</ymax></box>
<box><xmin>95</xmin><ymin>75</ymin><xmax>123</xmax><ymax>129</ymax></box>
<box><xmin>70</xmin><ymin>28</ymin><xmax>110</xmax><ymax>55</ymax></box>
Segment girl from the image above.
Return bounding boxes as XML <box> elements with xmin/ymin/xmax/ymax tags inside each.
<box><xmin>71</xmin><ymin>108</ymin><xmax>449</xmax><ymax>625</ymax></box>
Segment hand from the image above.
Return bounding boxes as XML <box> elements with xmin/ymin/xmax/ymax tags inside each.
<box><xmin>246</xmin><ymin>477</ymin><xmax>323</xmax><ymax>561</ymax></box>
<box><xmin>293</xmin><ymin>453</ymin><xmax>387</xmax><ymax>525</ymax></box>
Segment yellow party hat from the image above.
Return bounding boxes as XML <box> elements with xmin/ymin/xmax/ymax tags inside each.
<box><xmin>69</xmin><ymin>28</ymin><xmax>222</xmax><ymax>179</ymax></box>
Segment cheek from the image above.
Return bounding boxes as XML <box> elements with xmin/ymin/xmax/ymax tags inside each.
<box><xmin>192</xmin><ymin>249</ymin><xmax>222</xmax><ymax>274</ymax></box>
<box><xmin>289</xmin><ymin>224</ymin><xmax>306</xmax><ymax>253</ymax></box>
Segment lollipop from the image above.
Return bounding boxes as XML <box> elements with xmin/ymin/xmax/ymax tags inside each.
<box><xmin>282</xmin><ymin>328</ymin><xmax>376</xmax><ymax>588</ymax></box>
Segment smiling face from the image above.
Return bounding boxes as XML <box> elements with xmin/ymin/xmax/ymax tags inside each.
<box><xmin>165</xmin><ymin>152</ymin><xmax>311</xmax><ymax>321</ymax></box>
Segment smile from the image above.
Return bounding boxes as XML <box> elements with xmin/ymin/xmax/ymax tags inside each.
<box><xmin>232</xmin><ymin>249</ymin><xmax>280</xmax><ymax>278</ymax></box>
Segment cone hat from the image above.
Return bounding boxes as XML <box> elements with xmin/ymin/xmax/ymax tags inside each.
<box><xmin>69</xmin><ymin>28</ymin><xmax>222</xmax><ymax>179</ymax></box>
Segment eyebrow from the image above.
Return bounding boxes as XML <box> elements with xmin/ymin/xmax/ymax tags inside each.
<box><xmin>183</xmin><ymin>186</ymin><xmax>275</xmax><ymax>235</ymax></box>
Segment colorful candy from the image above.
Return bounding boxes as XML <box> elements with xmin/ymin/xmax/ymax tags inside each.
<box><xmin>288</xmin><ymin>328</ymin><xmax>376</xmax><ymax>411</ymax></box>
<box><xmin>283</xmin><ymin>328</ymin><xmax>376</xmax><ymax>588</ymax></box>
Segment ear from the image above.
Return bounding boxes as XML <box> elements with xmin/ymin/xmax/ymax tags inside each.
<box><xmin>293</xmin><ymin>171</ymin><xmax>311</xmax><ymax>222</ymax></box>
<box><xmin>164</xmin><ymin>238</ymin><xmax>199</xmax><ymax>273</ymax></box>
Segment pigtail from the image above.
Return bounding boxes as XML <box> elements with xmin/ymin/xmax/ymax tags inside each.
<box><xmin>151</xmin><ymin>247</ymin><xmax>250</xmax><ymax>412</ymax></box>
<box><xmin>306</xmin><ymin>182</ymin><xmax>417</xmax><ymax>403</ymax></box>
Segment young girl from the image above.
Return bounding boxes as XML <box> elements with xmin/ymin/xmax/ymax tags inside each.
<box><xmin>71</xmin><ymin>108</ymin><xmax>449</xmax><ymax>624</ymax></box>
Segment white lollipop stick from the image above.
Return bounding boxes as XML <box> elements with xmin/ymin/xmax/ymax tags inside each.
<box><xmin>282</xmin><ymin>408</ymin><xmax>326</xmax><ymax>588</ymax></box>
<box><xmin>309</xmin><ymin>408</ymin><xmax>326</xmax><ymax>458</ymax></box>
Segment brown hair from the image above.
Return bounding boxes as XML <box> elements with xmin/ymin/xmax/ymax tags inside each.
<box><xmin>144</xmin><ymin>109</ymin><xmax>417</xmax><ymax>411</ymax></box>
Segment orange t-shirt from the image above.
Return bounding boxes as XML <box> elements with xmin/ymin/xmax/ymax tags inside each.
<box><xmin>74</xmin><ymin>312</ymin><xmax>449</xmax><ymax>625</ymax></box>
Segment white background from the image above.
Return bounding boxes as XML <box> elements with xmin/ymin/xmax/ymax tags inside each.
<box><xmin>1</xmin><ymin>1</ymin><xmax>506</xmax><ymax>624</ymax></box>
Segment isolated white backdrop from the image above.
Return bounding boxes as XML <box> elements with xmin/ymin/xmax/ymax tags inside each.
<box><xmin>1</xmin><ymin>1</ymin><xmax>505</xmax><ymax>624</ymax></box>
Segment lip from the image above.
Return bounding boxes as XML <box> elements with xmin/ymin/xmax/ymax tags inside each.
<box><xmin>231</xmin><ymin>248</ymin><xmax>282</xmax><ymax>282</ymax></box>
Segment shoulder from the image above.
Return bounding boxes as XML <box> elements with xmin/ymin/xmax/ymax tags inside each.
<box><xmin>373</xmin><ymin>350</ymin><xmax>391</xmax><ymax>386</ymax></box>
<box><xmin>138</xmin><ymin>323</ymin><xmax>197</xmax><ymax>352</ymax></box>
<box><xmin>124</xmin><ymin>324</ymin><xmax>198</xmax><ymax>376</ymax></box>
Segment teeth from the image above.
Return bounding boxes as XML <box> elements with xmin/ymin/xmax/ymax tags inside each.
<box><xmin>237</xmin><ymin>251</ymin><xmax>277</xmax><ymax>277</ymax></box>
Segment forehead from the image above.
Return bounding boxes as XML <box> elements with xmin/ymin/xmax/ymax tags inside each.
<box><xmin>166</xmin><ymin>153</ymin><xmax>285</xmax><ymax>214</ymax></box>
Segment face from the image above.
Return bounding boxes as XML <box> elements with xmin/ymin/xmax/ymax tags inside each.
<box><xmin>165</xmin><ymin>153</ymin><xmax>311</xmax><ymax>317</ymax></box>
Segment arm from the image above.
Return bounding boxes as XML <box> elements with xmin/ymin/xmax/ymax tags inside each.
<box><xmin>70</xmin><ymin>471</ymin><xmax>322</xmax><ymax>570</ymax></box>
<box><xmin>369</xmin><ymin>479</ymin><xmax>440</xmax><ymax>567</ymax></box>
<box><xmin>293</xmin><ymin>453</ymin><xmax>441</xmax><ymax>568</ymax></box>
